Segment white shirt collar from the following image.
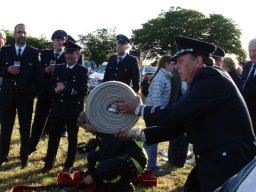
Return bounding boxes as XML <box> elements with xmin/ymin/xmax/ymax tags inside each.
<box><xmin>15</xmin><ymin>44</ymin><xmax>26</xmax><ymax>54</ymax></box>
<box><xmin>66</xmin><ymin>63</ymin><xmax>76</xmax><ymax>69</ymax></box>
<box><xmin>117</xmin><ymin>53</ymin><xmax>127</xmax><ymax>59</ymax></box>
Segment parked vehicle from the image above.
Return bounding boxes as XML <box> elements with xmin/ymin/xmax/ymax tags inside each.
<box><xmin>140</xmin><ymin>66</ymin><xmax>157</xmax><ymax>97</ymax></box>
<box><xmin>88</xmin><ymin>62</ymin><xmax>107</xmax><ymax>93</ymax></box>
<box><xmin>140</xmin><ymin>66</ymin><xmax>157</xmax><ymax>80</ymax></box>
<box><xmin>83</xmin><ymin>61</ymin><xmax>92</xmax><ymax>74</ymax></box>
<box><xmin>90</xmin><ymin>61</ymin><xmax>97</xmax><ymax>73</ymax></box>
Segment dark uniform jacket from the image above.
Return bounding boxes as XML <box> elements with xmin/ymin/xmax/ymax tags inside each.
<box><xmin>88</xmin><ymin>132</ymin><xmax>147</xmax><ymax>180</ymax></box>
<box><xmin>39</xmin><ymin>49</ymin><xmax>66</xmax><ymax>99</ymax></box>
<box><xmin>103</xmin><ymin>54</ymin><xmax>140</xmax><ymax>93</ymax></box>
<box><xmin>48</xmin><ymin>64</ymin><xmax>88</xmax><ymax>119</ymax></box>
<box><xmin>0</xmin><ymin>44</ymin><xmax>41</xmax><ymax>96</ymax></box>
<box><xmin>241</xmin><ymin>61</ymin><xmax>256</xmax><ymax>132</ymax></box>
<box><xmin>142</xmin><ymin>66</ymin><xmax>256</xmax><ymax>192</ymax></box>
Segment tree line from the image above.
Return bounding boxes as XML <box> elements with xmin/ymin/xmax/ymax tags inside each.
<box><xmin>2</xmin><ymin>7</ymin><xmax>247</xmax><ymax>65</ymax></box>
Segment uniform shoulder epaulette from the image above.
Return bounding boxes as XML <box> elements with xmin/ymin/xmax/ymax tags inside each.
<box><xmin>29</xmin><ymin>45</ymin><xmax>39</xmax><ymax>51</ymax></box>
<box><xmin>40</xmin><ymin>49</ymin><xmax>51</xmax><ymax>53</ymax></box>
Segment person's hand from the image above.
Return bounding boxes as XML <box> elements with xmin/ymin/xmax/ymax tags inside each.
<box><xmin>117</xmin><ymin>95</ymin><xmax>142</xmax><ymax>114</ymax></box>
<box><xmin>115</xmin><ymin>130</ymin><xmax>131</xmax><ymax>140</ymax></box>
<box><xmin>54</xmin><ymin>82</ymin><xmax>65</xmax><ymax>93</ymax></box>
<box><xmin>81</xmin><ymin>174</ymin><xmax>94</xmax><ymax>185</ymax></box>
<box><xmin>8</xmin><ymin>65</ymin><xmax>20</xmax><ymax>75</ymax></box>
<box><xmin>45</xmin><ymin>65</ymin><xmax>55</xmax><ymax>73</ymax></box>
<box><xmin>81</xmin><ymin>123</ymin><xmax>95</xmax><ymax>134</ymax></box>
<box><xmin>115</xmin><ymin>128</ymin><xmax>142</xmax><ymax>141</ymax></box>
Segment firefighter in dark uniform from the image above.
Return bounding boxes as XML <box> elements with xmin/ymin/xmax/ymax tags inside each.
<box><xmin>117</xmin><ymin>36</ymin><xmax>256</xmax><ymax>192</ymax></box>
<box><xmin>29</xmin><ymin>30</ymin><xmax>68</xmax><ymax>155</ymax></box>
<box><xmin>77</xmin><ymin>111</ymin><xmax>147</xmax><ymax>192</ymax></box>
<box><xmin>39</xmin><ymin>39</ymin><xmax>88</xmax><ymax>173</ymax></box>
<box><xmin>0</xmin><ymin>23</ymin><xmax>41</xmax><ymax>168</ymax></box>
<box><xmin>103</xmin><ymin>34</ymin><xmax>140</xmax><ymax>93</ymax></box>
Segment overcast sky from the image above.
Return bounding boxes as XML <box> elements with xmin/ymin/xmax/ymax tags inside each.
<box><xmin>0</xmin><ymin>0</ymin><xmax>253</xmax><ymax>51</ymax></box>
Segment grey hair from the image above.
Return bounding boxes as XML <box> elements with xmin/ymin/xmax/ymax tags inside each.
<box><xmin>249</xmin><ymin>38</ymin><xmax>256</xmax><ymax>47</ymax></box>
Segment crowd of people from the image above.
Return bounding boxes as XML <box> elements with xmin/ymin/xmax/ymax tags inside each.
<box><xmin>1</xmin><ymin>22</ymin><xmax>256</xmax><ymax>192</ymax></box>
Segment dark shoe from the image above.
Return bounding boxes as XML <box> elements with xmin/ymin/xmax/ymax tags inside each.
<box><xmin>28</xmin><ymin>149</ymin><xmax>36</xmax><ymax>157</ymax></box>
<box><xmin>61</xmin><ymin>131</ymin><xmax>68</xmax><ymax>138</ymax></box>
<box><xmin>0</xmin><ymin>159</ymin><xmax>8</xmax><ymax>166</ymax></box>
<box><xmin>39</xmin><ymin>166</ymin><xmax>53</xmax><ymax>174</ymax></box>
<box><xmin>21</xmin><ymin>162</ymin><xmax>30</xmax><ymax>169</ymax></box>
<box><xmin>62</xmin><ymin>167</ymin><xmax>73</xmax><ymax>173</ymax></box>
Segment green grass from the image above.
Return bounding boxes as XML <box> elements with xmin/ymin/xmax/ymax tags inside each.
<box><xmin>0</xmin><ymin>98</ymin><xmax>192</xmax><ymax>192</ymax></box>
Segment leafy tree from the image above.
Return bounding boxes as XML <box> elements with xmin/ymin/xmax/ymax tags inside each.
<box><xmin>203</xmin><ymin>14</ymin><xmax>246</xmax><ymax>60</ymax></box>
<box><xmin>78</xmin><ymin>28</ymin><xmax>116</xmax><ymax>66</ymax></box>
<box><xmin>131</xmin><ymin>7</ymin><xmax>246</xmax><ymax>60</ymax></box>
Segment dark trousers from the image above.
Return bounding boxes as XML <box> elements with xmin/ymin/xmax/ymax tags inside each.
<box><xmin>0</xmin><ymin>90</ymin><xmax>34</xmax><ymax>164</ymax></box>
<box><xmin>29</xmin><ymin>96</ymin><xmax>52</xmax><ymax>153</ymax></box>
<box><xmin>168</xmin><ymin>133</ymin><xmax>189</xmax><ymax>167</ymax></box>
<box><xmin>44</xmin><ymin>116</ymin><xmax>78</xmax><ymax>168</ymax></box>
<box><xmin>87</xmin><ymin>153</ymin><xmax>131</xmax><ymax>184</ymax></box>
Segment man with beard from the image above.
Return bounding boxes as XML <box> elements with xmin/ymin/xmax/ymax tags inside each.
<box><xmin>0</xmin><ymin>23</ymin><xmax>41</xmax><ymax>168</ymax></box>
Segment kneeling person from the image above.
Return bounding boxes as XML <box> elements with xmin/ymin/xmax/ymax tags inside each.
<box><xmin>77</xmin><ymin>111</ymin><xmax>148</xmax><ymax>192</ymax></box>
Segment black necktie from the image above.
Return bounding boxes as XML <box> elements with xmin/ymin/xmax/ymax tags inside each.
<box><xmin>118</xmin><ymin>57</ymin><xmax>122</xmax><ymax>63</ymax></box>
<box><xmin>243</xmin><ymin>65</ymin><xmax>256</xmax><ymax>92</ymax></box>
<box><xmin>55</xmin><ymin>53</ymin><xmax>60</xmax><ymax>60</ymax></box>
<box><xmin>248</xmin><ymin>65</ymin><xmax>256</xmax><ymax>81</ymax></box>
<box><xmin>17</xmin><ymin>48</ymin><xmax>22</xmax><ymax>57</ymax></box>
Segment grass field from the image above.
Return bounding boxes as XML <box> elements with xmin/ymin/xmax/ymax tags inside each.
<box><xmin>0</xmin><ymin>112</ymin><xmax>192</xmax><ymax>192</ymax></box>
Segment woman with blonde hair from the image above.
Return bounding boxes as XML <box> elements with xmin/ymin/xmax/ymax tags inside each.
<box><xmin>223</xmin><ymin>54</ymin><xmax>242</xmax><ymax>88</ymax></box>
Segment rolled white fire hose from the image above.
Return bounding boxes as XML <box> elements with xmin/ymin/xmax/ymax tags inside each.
<box><xmin>86</xmin><ymin>81</ymin><xmax>139</xmax><ymax>133</ymax></box>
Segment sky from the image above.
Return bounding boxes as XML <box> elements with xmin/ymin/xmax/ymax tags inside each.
<box><xmin>0</xmin><ymin>0</ymin><xmax>254</xmax><ymax>52</ymax></box>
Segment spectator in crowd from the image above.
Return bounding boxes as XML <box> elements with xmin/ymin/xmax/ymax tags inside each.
<box><xmin>103</xmin><ymin>34</ymin><xmax>140</xmax><ymax>93</ymax></box>
<box><xmin>222</xmin><ymin>54</ymin><xmax>242</xmax><ymax>88</ymax></box>
<box><xmin>241</xmin><ymin>38</ymin><xmax>256</xmax><ymax>133</ymax></box>
<box><xmin>29</xmin><ymin>30</ymin><xmax>68</xmax><ymax>155</ymax></box>
<box><xmin>0</xmin><ymin>23</ymin><xmax>41</xmax><ymax>168</ymax></box>
<box><xmin>0</xmin><ymin>30</ymin><xmax>7</xmax><ymax>49</ymax></box>
<box><xmin>143</xmin><ymin>55</ymin><xmax>188</xmax><ymax>171</ymax></box>
<box><xmin>239</xmin><ymin>60</ymin><xmax>246</xmax><ymax>69</ymax></box>
<box><xmin>212</xmin><ymin>46</ymin><xmax>225</xmax><ymax>67</ymax></box>
<box><xmin>143</xmin><ymin>55</ymin><xmax>173</xmax><ymax>172</ymax></box>
<box><xmin>117</xmin><ymin>36</ymin><xmax>256</xmax><ymax>192</ymax></box>
<box><xmin>77</xmin><ymin>111</ymin><xmax>147</xmax><ymax>192</ymax></box>
<box><xmin>40</xmin><ymin>40</ymin><xmax>88</xmax><ymax>173</ymax></box>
